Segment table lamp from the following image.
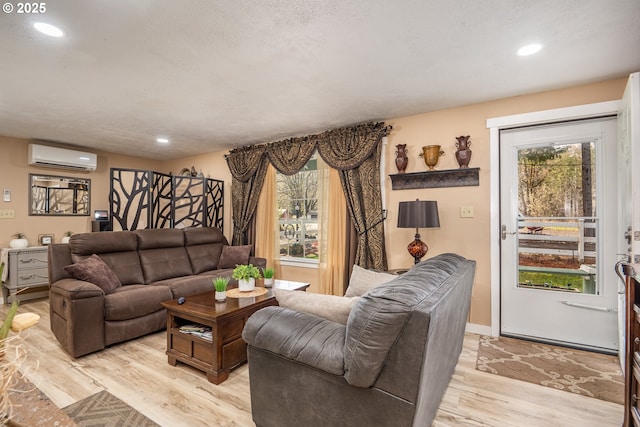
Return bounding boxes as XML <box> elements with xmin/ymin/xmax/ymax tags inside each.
<box><xmin>397</xmin><ymin>199</ymin><xmax>440</xmax><ymax>264</ymax></box>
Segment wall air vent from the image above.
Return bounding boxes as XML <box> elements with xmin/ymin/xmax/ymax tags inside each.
<box><xmin>28</xmin><ymin>144</ymin><xmax>97</xmax><ymax>171</ymax></box>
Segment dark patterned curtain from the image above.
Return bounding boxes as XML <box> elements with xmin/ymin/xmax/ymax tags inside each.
<box><xmin>317</xmin><ymin>122</ymin><xmax>389</xmax><ymax>270</ymax></box>
<box><xmin>226</xmin><ymin>145</ymin><xmax>269</xmax><ymax>246</ymax></box>
<box><xmin>226</xmin><ymin>122</ymin><xmax>390</xmax><ymax>269</ymax></box>
<box><xmin>266</xmin><ymin>136</ymin><xmax>317</xmax><ymax>175</ymax></box>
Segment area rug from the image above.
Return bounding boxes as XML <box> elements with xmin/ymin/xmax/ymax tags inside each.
<box><xmin>476</xmin><ymin>335</ymin><xmax>624</xmax><ymax>404</ymax></box>
<box><xmin>63</xmin><ymin>390</ymin><xmax>159</xmax><ymax>427</ymax></box>
<box><xmin>6</xmin><ymin>376</ymin><xmax>76</xmax><ymax>426</ymax></box>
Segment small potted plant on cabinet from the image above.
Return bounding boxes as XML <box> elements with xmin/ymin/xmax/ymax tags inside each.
<box><xmin>213</xmin><ymin>277</ymin><xmax>230</xmax><ymax>302</ymax></box>
<box><xmin>9</xmin><ymin>233</ymin><xmax>28</xmax><ymax>249</ymax></box>
<box><xmin>262</xmin><ymin>267</ymin><xmax>275</xmax><ymax>287</ymax></box>
<box><xmin>61</xmin><ymin>231</ymin><xmax>73</xmax><ymax>244</ymax></box>
<box><xmin>232</xmin><ymin>264</ymin><xmax>261</xmax><ymax>292</ymax></box>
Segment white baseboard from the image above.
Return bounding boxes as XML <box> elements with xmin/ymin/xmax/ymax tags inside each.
<box><xmin>466</xmin><ymin>322</ymin><xmax>493</xmax><ymax>336</ymax></box>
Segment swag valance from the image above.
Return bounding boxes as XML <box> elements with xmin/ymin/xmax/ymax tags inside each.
<box><xmin>226</xmin><ymin>121</ymin><xmax>391</xmax><ymax>270</ymax></box>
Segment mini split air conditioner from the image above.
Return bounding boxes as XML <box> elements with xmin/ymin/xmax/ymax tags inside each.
<box><xmin>28</xmin><ymin>144</ymin><xmax>97</xmax><ymax>171</ymax></box>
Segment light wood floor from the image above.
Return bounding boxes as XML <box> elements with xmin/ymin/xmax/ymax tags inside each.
<box><xmin>3</xmin><ymin>299</ymin><xmax>623</xmax><ymax>427</ymax></box>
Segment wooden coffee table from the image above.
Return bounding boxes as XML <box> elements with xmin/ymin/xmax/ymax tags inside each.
<box><xmin>161</xmin><ymin>280</ymin><xmax>309</xmax><ymax>384</ymax></box>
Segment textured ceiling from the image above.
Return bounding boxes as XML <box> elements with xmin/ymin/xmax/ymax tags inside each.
<box><xmin>0</xmin><ymin>0</ymin><xmax>639</xmax><ymax>160</ymax></box>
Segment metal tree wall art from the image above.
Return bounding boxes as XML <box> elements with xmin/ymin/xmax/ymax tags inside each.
<box><xmin>110</xmin><ymin>168</ymin><xmax>223</xmax><ymax>231</ymax></box>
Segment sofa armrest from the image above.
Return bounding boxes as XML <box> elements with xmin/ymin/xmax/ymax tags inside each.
<box><xmin>50</xmin><ymin>278</ymin><xmax>105</xmax><ymax>299</ymax></box>
<box><xmin>49</xmin><ymin>278</ymin><xmax>106</xmax><ymax>357</ymax></box>
<box><xmin>243</xmin><ymin>306</ymin><xmax>345</xmax><ymax>375</ymax></box>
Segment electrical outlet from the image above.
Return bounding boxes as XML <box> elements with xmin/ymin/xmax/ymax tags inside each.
<box><xmin>0</xmin><ymin>209</ymin><xmax>15</xmax><ymax>219</ymax></box>
<box><xmin>460</xmin><ymin>206</ymin><xmax>474</xmax><ymax>218</ymax></box>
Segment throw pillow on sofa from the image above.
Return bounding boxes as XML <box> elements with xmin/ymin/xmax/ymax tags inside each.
<box><xmin>344</xmin><ymin>264</ymin><xmax>395</xmax><ymax>297</ymax></box>
<box><xmin>218</xmin><ymin>245</ymin><xmax>252</xmax><ymax>269</ymax></box>
<box><xmin>64</xmin><ymin>254</ymin><xmax>122</xmax><ymax>294</ymax></box>
<box><xmin>274</xmin><ymin>289</ymin><xmax>359</xmax><ymax>325</ymax></box>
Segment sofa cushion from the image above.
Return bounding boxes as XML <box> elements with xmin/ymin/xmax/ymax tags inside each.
<box><xmin>104</xmin><ymin>284</ymin><xmax>173</xmax><ymax>321</ymax></box>
<box><xmin>345</xmin><ymin>265</ymin><xmax>395</xmax><ymax>297</ymax></box>
<box><xmin>344</xmin><ymin>254</ymin><xmax>466</xmax><ymax>388</ymax></box>
<box><xmin>69</xmin><ymin>231</ymin><xmax>138</xmax><ymax>255</ymax></box>
<box><xmin>69</xmin><ymin>231</ymin><xmax>146</xmax><ymax>285</ymax></box>
<box><xmin>183</xmin><ymin>227</ymin><xmax>228</xmax><ymax>246</ymax></box>
<box><xmin>64</xmin><ymin>254</ymin><xmax>122</xmax><ymax>294</ymax></box>
<box><xmin>135</xmin><ymin>228</ymin><xmax>185</xmax><ymax>249</ymax></box>
<box><xmin>150</xmin><ymin>275</ymin><xmax>216</xmax><ymax>298</ymax></box>
<box><xmin>218</xmin><ymin>245</ymin><xmax>252</xmax><ymax>269</ymax></box>
<box><xmin>274</xmin><ymin>289</ymin><xmax>359</xmax><ymax>325</ymax></box>
<box><xmin>186</xmin><ymin>243</ymin><xmax>225</xmax><ymax>273</ymax></box>
<box><xmin>139</xmin><ymin>247</ymin><xmax>193</xmax><ymax>283</ymax></box>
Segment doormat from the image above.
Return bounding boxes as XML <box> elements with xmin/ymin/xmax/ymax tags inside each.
<box><xmin>476</xmin><ymin>335</ymin><xmax>624</xmax><ymax>405</ymax></box>
<box><xmin>63</xmin><ymin>390</ymin><xmax>159</xmax><ymax>427</ymax></box>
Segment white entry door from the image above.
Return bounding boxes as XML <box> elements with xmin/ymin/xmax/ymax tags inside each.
<box><xmin>617</xmin><ymin>72</ymin><xmax>640</xmax><ymax>365</ymax></box>
<box><xmin>500</xmin><ymin>118</ymin><xmax>618</xmax><ymax>352</ymax></box>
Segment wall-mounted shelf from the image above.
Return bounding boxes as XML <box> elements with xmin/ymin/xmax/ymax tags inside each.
<box><xmin>389</xmin><ymin>167</ymin><xmax>479</xmax><ymax>190</ymax></box>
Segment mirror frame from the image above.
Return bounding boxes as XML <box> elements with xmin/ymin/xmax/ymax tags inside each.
<box><xmin>29</xmin><ymin>173</ymin><xmax>91</xmax><ymax>216</ymax></box>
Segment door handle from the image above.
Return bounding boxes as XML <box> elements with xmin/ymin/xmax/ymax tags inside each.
<box><xmin>501</xmin><ymin>224</ymin><xmax>516</xmax><ymax>240</ymax></box>
<box><xmin>616</xmin><ymin>259</ymin><xmax>635</xmax><ymax>282</ymax></box>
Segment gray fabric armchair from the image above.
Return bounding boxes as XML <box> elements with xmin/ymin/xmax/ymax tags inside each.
<box><xmin>242</xmin><ymin>253</ymin><xmax>476</xmax><ymax>427</ymax></box>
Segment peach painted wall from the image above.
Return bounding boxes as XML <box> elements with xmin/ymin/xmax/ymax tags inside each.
<box><xmin>0</xmin><ymin>137</ymin><xmax>161</xmax><ymax>248</ymax></box>
<box><xmin>0</xmin><ymin>76</ymin><xmax>628</xmax><ymax>326</ymax></box>
<box><xmin>383</xmin><ymin>77</ymin><xmax>627</xmax><ymax>327</ymax></box>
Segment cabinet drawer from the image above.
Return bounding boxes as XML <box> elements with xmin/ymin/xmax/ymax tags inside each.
<box><xmin>15</xmin><ymin>267</ymin><xmax>49</xmax><ymax>286</ymax></box>
<box><xmin>16</xmin><ymin>252</ymin><xmax>48</xmax><ymax>269</ymax></box>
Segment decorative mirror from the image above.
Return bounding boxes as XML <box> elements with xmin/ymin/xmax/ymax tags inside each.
<box><xmin>29</xmin><ymin>174</ymin><xmax>91</xmax><ymax>216</ymax></box>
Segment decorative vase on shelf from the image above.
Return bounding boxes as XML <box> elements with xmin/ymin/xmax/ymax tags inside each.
<box><xmin>238</xmin><ymin>278</ymin><xmax>256</xmax><ymax>292</ymax></box>
<box><xmin>395</xmin><ymin>144</ymin><xmax>408</xmax><ymax>173</ymax></box>
<box><xmin>419</xmin><ymin>145</ymin><xmax>445</xmax><ymax>170</ymax></box>
<box><xmin>264</xmin><ymin>278</ymin><xmax>274</xmax><ymax>287</ymax></box>
<box><xmin>215</xmin><ymin>291</ymin><xmax>226</xmax><ymax>302</ymax></box>
<box><xmin>455</xmin><ymin>135</ymin><xmax>472</xmax><ymax>168</ymax></box>
<box><xmin>9</xmin><ymin>237</ymin><xmax>28</xmax><ymax>249</ymax></box>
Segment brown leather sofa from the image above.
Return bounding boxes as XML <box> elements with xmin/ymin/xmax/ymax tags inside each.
<box><xmin>48</xmin><ymin>227</ymin><xmax>265</xmax><ymax>358</ymax></box>
<box><xmin>242</xmin><ymin>253</ymin><xmax>475</xmax><ymax>427</ymax></box>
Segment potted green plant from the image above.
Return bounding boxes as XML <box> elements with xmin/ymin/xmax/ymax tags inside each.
<box><xmin>262</xmin><ymin>267</ymin><xmax>275</xmax><ymax>287</ymax></box>
<box><xmin>232</xmin><ymin>264</ymin><xmax>261</xmax><ymax>292</ymax></box>
<box><xmin>61</xmin><ymin>231</ymin><xmax>73</xmax><ymax>244</ymax></box>
<box><xmin>212</xmin><ymin>277</ymin><xmax>230</xmax><ymax>301</ymax></box>
<box><xmin>9</xmin><ymin>233</ymin><xmax>28</xmax><ymax>249</ymax></box>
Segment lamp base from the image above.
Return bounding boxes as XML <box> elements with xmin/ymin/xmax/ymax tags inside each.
<box><xmin>407</xmin><ymin>233</ymin><xmax>428</xmax><ymax>264</ymax></box>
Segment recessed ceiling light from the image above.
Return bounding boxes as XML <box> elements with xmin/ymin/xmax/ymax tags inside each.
<box><xmin>517</xmin><ymin>43</ymin><xmax>542</xmax><ymax>56</ymax></box>
<box><xmin>33</xmin><ymin>22</ymin><xmax>64</xmax><ymax>38</ymax></box>
<box><xmin>156</xmin><ymin>137</ymin><xmax>170</xmax><ymax>144</ymax></box>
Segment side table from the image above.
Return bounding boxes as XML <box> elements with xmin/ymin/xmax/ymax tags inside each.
<box><xmin>1</xmin><ymin>247</ymin><xmax>50</xmax><ymax>304</ymax></box>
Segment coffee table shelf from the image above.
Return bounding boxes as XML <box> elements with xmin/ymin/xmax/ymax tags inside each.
<box><xmin>162</xmin><ymin>290</ymin><xmax>276</xmax><ymax>384</ymax></box>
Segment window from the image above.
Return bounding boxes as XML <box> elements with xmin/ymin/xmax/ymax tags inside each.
<box><xmin>276</xmin><ymin>154</ymin><xmax>319</xmax><ymax>263</ymax></box>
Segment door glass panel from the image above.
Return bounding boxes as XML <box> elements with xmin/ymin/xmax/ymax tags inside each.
<box><xmin>516</xmin><ymin>141</ymin><xmax>598</xmax><ymax>295</ymax></box>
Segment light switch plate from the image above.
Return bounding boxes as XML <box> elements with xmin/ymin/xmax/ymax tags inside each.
<box><xmin>3</xmin><ymin>189</ymin><xmax>9</xmax><ymax>202</ymax></box>
<box><xmin>460</xmin><ymin>206</ymin><xmax>474</xmax><ymax>218</ymax></box>
<box><xmin>0</xmin><ymin>209</ymin><xmax>15</xmax><ymax>218</ymax></box>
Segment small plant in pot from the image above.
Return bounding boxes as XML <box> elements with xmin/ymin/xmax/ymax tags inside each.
<box><xmin>232</xmin><ymin>264</ymin><xmax>261</xmax><ymax>292</ymax></box>
<box><xmin>212</xmin><ymin>277</ymin><xmax>230</xmax><ymax>302</ymax></box>
<box><xmin>262</xmin><ymin>267</ymin><xmax>275</xmax><ymax>287</ymax></box>
<box><xmin>61</xmin><ymin>231</ymin><xmax>73</xmax><ymax>244</ymax></box>
<box><xmin>9</xmin><ymin>233</ymin><xmax>28</xmax><ymax>249</ymax></box>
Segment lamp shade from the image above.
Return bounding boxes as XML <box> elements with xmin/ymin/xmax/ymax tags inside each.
<box><xmin>397</xmin><ymin>200</ymin><xmax>440</xmax><ymax>228</ymax></box>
